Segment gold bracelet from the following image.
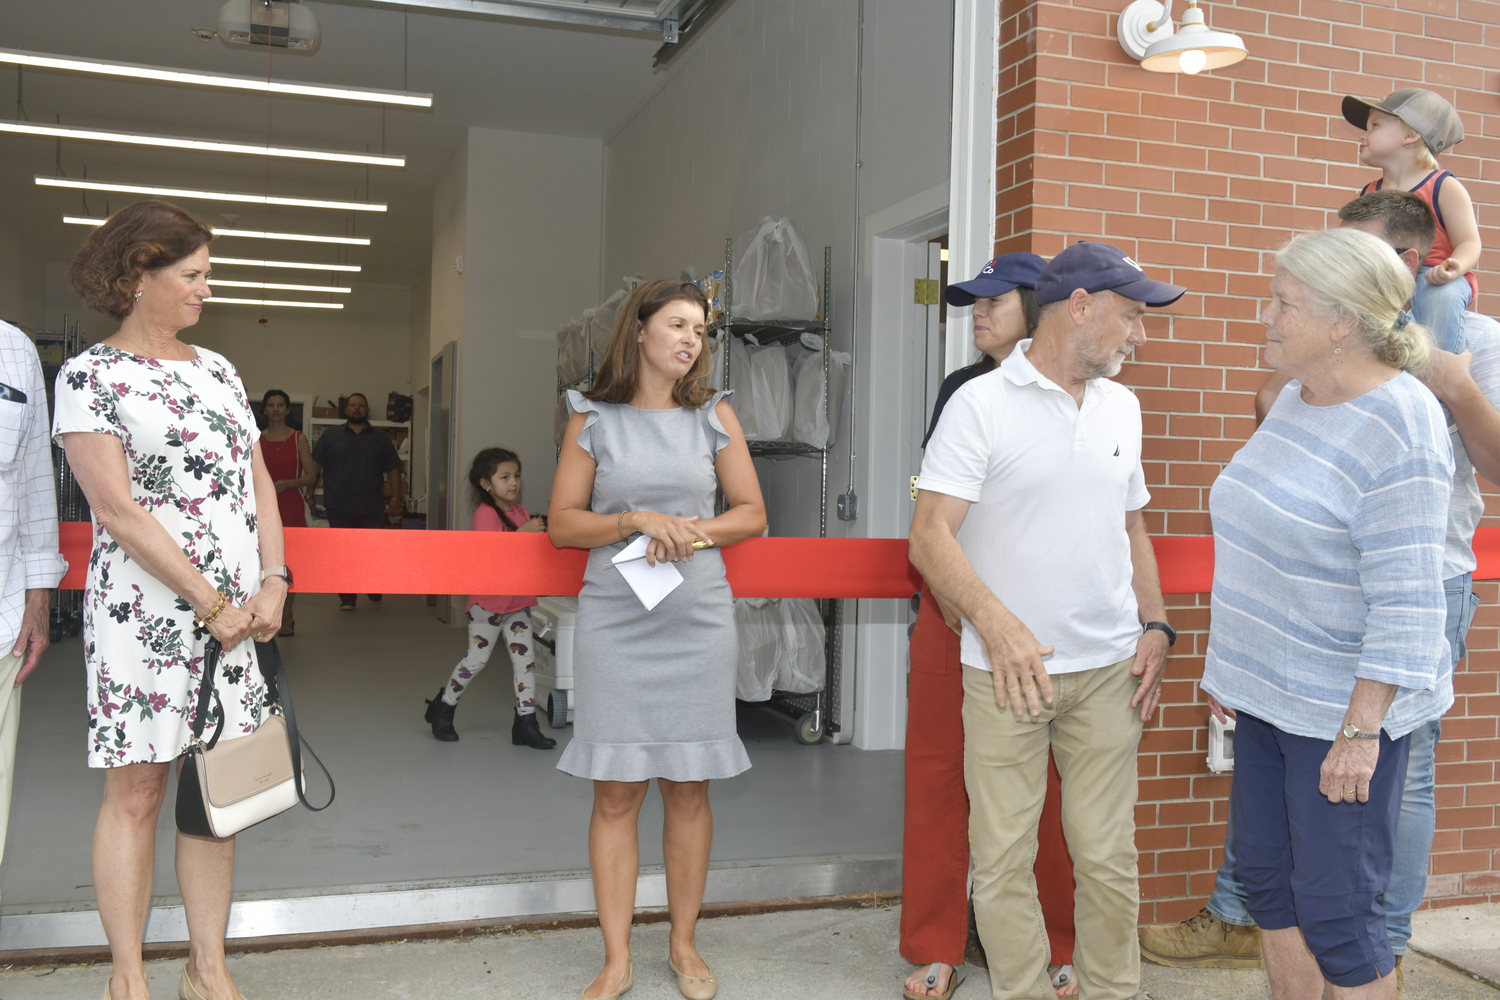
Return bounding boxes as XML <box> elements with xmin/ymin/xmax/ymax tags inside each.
<box><xmin>617</xmin><ymin>510</ymin><xmax>630</xmax><ymax>542</ymax></box>
<box><xmin>194</xmin><ymin>591</ymin><xmax>228</xmax><ymax>628</ymax></box>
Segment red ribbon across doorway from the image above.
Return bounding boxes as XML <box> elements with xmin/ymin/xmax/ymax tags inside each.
<box><xmin>52</xmin><ymin>523</ymin><xmax>1500</xmax><ymax>597</ymax></box>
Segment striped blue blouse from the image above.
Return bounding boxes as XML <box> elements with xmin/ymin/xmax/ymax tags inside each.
<box><xmin>1202</xmin><ymin>372</ymin><xmax>1455</xmax><ymax>740</ymax></box>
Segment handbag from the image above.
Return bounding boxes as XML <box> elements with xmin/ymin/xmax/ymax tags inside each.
<box><xmin>175</xmin><ymin>637</ymin><xmax>334</xmax><ymax>839</ymax></box>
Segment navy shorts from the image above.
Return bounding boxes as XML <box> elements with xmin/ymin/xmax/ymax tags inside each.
<box><xmin>1232</xmin><ymin>713</ymin><xmax>1411</xmax><ymax>988</ymax></box>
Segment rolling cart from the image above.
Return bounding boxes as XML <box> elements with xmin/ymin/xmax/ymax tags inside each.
<box><xmin>35</xmin><ymin>317</ymin><xmax>87</xmax><ymax>641</ymax></box>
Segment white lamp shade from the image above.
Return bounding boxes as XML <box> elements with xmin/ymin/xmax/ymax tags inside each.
<box><xmin>1141</xmin><ymin>27</ymin><xmax>1247</xmax><ymax>72</ymax></box>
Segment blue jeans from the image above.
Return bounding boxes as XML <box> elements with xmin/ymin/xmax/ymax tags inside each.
<box><xmin>1206</xmin><ymin>574</ymin><xmax>1478</xmax><ymax>950</ymax></box>
<box><xmin>1411</xmin><ymin>265</ymin><xmax>1473</xmax><ymax>355</ymax></box>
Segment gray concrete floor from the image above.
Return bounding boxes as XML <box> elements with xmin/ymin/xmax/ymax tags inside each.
<box><xmin>0</xmin><ymin>903</ymin><xmax>1496</xmax><ymax>999</ymax></box>
<box><xmin>2</xmin><ymin>595</ymin><xmax>902</xmax><ymax>907</ymax></box>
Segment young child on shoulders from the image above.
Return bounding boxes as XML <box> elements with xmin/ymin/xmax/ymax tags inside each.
<box><xmin>423</xmin><ymin>447</ymin><xmax>556</xmax><ymax>750</ymax></box>
<box><xmin>1343</xmin><ymin>88</ymin><xmax>1481</xmax><ymax>353</ymax></box>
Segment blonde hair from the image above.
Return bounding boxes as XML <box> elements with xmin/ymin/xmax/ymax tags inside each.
<box><xmin>1399</xmin><ymin>121</ymin><xmax>1440</xmax><ymax>170</ymax></box>
<box><xmin>1275</xmin><ymin>228</ymin><xmax>1432</xmax><ymax>374</ymax></box>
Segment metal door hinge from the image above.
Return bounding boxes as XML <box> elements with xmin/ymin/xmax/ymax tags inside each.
<box><xmin>910</xmin><ymin>475</ymin><xmax>920</xmax><ymax>501</ymax></box>
<box><xmin>914</xmin><ymin>278</ymin><xmax>940</xmax><ymax>305</ymax></box>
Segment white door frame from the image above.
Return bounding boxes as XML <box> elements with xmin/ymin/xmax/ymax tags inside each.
<box><xmin>947</xmin><ymin>0</ymin><xmax>1000</xmax><ymax>377</ymax></box>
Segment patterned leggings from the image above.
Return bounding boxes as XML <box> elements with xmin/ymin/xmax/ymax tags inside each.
<box><xmin>444</xmin><ymin>606</ymin><xmax>537</xmax><ymax>715</ymax></box>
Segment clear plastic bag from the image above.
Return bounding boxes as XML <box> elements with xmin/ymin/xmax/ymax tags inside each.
<box><xmin>746</xmin><ymin>343</ymin><xmax>792</xmax><ymax>441</ymax></box>
<box><xmin>587</xmin><ymin>288</ymin><xmax>628</xmax><ymax>361</ymax></box>
<box><xmin>727</xmin><ymin>337</ymin><xmax>754</xmax><ymax>435</ymax></box>
<box><xmin>735</xmin><ymin>598</ymin><xmax>782</xmax><ymax>702</ymax></box>
<box><xmin>790</xmin><ymin>347</ymin><xmax>851</xmax><ymax>447</ymax></box>
<box><xmin>556</xmin><ymin>319</ymin><xmax>588</xmax><ymax>384</ymax></box>
<box><xmin>775</xmin><ymin>598</ymin><xmax>826</xmax><ymax>694</ymax></box>
<box><xmin>731</xmin><ymin>217</ymin><xmax>819</xmax><ymax>323</ymax></box>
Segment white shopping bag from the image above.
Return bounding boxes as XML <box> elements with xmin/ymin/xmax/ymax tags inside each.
<box><xmin>774</xmin><ymin>598</ymin><xmax>826</xmax><ymax>694</ymax></box>
<box><xmin>735</xmin><ymin>598</ymin><xmax>782</xmax><ymax>702</ymax></box>
<box><xmin>727</xmin><ymin>337</ymin><xmax>755</xmax><ymax>436</ymax></box>
<box><xmin>790</xmin><ymin>348</ymin><xmax>851</xmax><ymax>448</ymax></box>
<box><xmin>556</xmin><ymin>319</ymin><xmax>588</xmax><ymax>383</ymax></box>
<box><xmin>746</xmin><ymin>343</ymin><xmax>792</xmax><ymax>441</ymax></box>
<box><xmin>731</xmin><ymin>217</ymin><xmax>819</xmax><ymax>322</ymax></box>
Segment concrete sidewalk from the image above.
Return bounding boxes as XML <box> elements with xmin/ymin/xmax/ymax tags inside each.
<box><xmin>0</xmin><ymin>902</ymin><xmax>1495</xmax><ymax>999</ymax></box>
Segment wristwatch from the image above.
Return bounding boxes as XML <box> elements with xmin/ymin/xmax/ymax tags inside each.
<box><xmin>1341</xmin><ymin>722</ymin><xmax>1380</xmax><ymax>741</ymax></box>
<box><xmin>260</xmin><ymin>565</ymin><xmax>294</xmax><ymax>588</ymax></box>
<box><xmin>1143</xmin><ymin>621</ymin><xmax>1177</xmax><ymax>647</ymax></box>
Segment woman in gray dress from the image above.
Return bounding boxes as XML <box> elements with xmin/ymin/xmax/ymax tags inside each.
<box><xmin>550</xmin><ymin>278</ymin><xmax>766</xmax><ymax>1000</ymax></box>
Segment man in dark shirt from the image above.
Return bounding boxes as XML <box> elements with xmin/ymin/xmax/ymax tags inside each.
<box><xmin>311</xmin><ymin>393</ymin><xmax>402</xmax><ymax>610</ymax></box>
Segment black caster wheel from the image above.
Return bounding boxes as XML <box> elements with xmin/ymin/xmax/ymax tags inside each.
<box><xmin>548</xmin><ymin>690</ymin><xmax>570</xmax><ymax>729</ymax></box>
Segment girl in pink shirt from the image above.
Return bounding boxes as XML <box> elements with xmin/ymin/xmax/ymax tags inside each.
<box><xmin>423</xmin><ymin>448</ymin><xmax>556</xmax><ymax>749</ymax></box>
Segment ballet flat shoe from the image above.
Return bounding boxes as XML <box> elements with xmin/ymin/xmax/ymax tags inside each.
<box><xmin>668</xmin><ymin>953</ymin><xmax>718</xmax><ymax>1000</ymax></box>
<box><xmin>577</xmin><ymin>962</ymin><xmax>633</xmax><ymax>1000</ymax></box>
<box><xmin>179</xmin><ymin>967</ymin><xmax>210</xmax><ymax>1000</ymax></box>
<box><xmin>100</xmin><ymin>981</ymin><xmax>112</xmax><ymax>1000</ymax></box>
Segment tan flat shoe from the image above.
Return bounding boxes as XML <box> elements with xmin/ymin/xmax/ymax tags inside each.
<box><xmin>577</xmin><ymin>963</ymin><xmax>633</xmax><ymax>1000</ymax></box>
<box><xmin>668</xmin><ymin>953</ymin><xmax>718</xmax><ymax>1000</ymax></box>
<box><xmin>179</xmin><ymin>967</ymin><xmax>209</xmax><ymax>1000</ymax></box>
<box><xmin>100</xmin><ymin>981</ymin><xmax>112</xmax><ymax>1000</ymax></box>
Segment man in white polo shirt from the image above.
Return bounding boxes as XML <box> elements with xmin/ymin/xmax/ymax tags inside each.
<box><xmin>910</xmin><ymin>242</ymin><xmax>1185</xmax><ymax>1000</ymax></box>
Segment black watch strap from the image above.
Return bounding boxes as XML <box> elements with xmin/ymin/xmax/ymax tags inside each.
<box><xmin>1143</xmin><ymin>621</ymin><xmax>1176</xmax><ymax>647</ymax></box>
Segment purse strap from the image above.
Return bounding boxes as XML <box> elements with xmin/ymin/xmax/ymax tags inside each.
<box><xmin>190</xmin><ymin>639</ymin><xmax>227</xmax><ymax>750</ymax></box>
<box><xmin>255</xmin><ymin>638</ymin><xmax>335</xmax><ymax>812</ymax></box>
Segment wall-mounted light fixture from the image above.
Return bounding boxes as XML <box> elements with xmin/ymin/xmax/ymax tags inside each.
<box><xmin>1118</xmin><ymin>0</ymin><xmax>1246</xmax><ymax>74</ymax></box>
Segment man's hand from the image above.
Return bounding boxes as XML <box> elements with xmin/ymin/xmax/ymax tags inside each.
<box><xmin>975</xmin><ymin>608</ymin><xmax>1055</xmax><ymax>717</ymax></box>
<box><xmin>13</xmin><ymin>589</ymin><xmax>51</xmax><ymax>686</ymax></box>
<box><xmin>1129</xmin><ymin>627</ymin><xmax>1171</xmax><ymax>722</ymax></box>
<box><xmin>1416</xmin><ymin>347</ymin><xmax>1473</xmax><ymax>404</ymax></box>
<box><xmin>1205</xmin><ymin>691</ymin><xmax>1237</xmax><ymax>724</ymax></box>
<box><xmin>1425</xmin><ymin>259</ymin><xmax>1464</xmax><ymax>286</ymax></box>
<box><xmin>1320</xmin><ymin>732</ymin><xmax>1380</xmax><ymax>804</ymax></box>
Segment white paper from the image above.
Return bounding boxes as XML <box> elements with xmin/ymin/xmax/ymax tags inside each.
<box><xmin>611</xmin><ymin>535</ymin><xmax>684</xmax><ymax>611</ymax></box>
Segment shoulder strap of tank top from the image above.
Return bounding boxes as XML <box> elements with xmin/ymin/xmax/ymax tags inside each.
<box><xmin>1360</xmin><ymin>179</ymin><xmax>1378</xmax><ymax>195</ymax></box>
<box><xmin>1429</xmin><ymin>170</ymin><xmax>1453</xmax><ymax>232</ymax></box>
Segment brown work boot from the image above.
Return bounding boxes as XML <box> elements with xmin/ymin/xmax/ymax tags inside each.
<box><xmin>1138</xmin><ymin>907</ymin><xmax>1264</xmax><ymax>970</ymax></box>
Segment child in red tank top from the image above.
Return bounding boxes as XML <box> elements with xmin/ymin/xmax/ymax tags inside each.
<box><xmin>1343</xmin><ymin>89</ymin><xmax>1481</xmax><ymax>353</ymax></box>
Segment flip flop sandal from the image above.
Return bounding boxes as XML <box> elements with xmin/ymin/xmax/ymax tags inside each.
<box><xmin>903</xmin><ymin>963</ymin><xmax>966</xmax><ymax>1000</ymax></box>
<box><xmin>1051</xmin><ymin>965</ymin><xmax>1075</xmax><ymax>994</ymax></box>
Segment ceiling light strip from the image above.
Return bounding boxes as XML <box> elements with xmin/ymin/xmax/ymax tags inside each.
<box><xmin>0</xmin><ymin>48</ymin><xmax>432</xmax><ymax>107</ymax></box>
<box><xmin>209</xmin><ymin>280</ymin><xmax>352</xmax><ymax>294</ymax></box>
<box><xmin>2</xmin><ymin>121</ymin><xmax>404</xmax><ymax>168</ymax></box>
<box><xmin>35</xmin><ymin>176</ymin><xmax>387</xmax><ymax>212</ymax></box>
<box><xmin>211</xmin><ymin>257</ymin><xmax>361</xmax><ymax>273</ymax></box>
<box><xmin>207</xmin><ymin>297</ymin><xmax>345</xmax><ymax>310</ymax></box>
<box><xmin>64</xmin><ymin>217</ymin><xmax>371</xmax><ymax>246</ymax></box>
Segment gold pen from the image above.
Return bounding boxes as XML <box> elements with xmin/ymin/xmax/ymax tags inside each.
<box><xmin>608</xmin><ymin>539</ymin><xmax>716</xmax><ymax>569</ymax></box>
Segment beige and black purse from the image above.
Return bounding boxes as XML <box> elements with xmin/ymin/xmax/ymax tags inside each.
<box><xmin>175</xmin><ymin>638</ymin><xmax>333</xmax><ymax>839</ymax></box>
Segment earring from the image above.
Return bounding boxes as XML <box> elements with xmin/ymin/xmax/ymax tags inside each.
<box><xmin>134</xmin><ymin>289</ymin><xmax>143</xmax><ymax>301</ymax></box>
<box><xmin>1333</xmin><ymin>347</ymin><xmax>1341</xmax><ymax>355</ymax></box>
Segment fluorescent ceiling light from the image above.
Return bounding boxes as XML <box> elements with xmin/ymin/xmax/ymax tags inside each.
<box><xmin>0</xmin><ymin>121</ymin><xmax>404</xmax><ymax>168</ymax></box>
<box><xmin>207</xmin><ymin>297</ymin><xmax>344</xmax><ymax>310</ymax></box>
<box><xmin>211</xmin><ymin>256</ymin><xmax>361</xmax><ymax>273</ymax></box>
<box><xmin>35</xmin><ymin>176</ymin><xmax>387</xmax><ymax>212</ymax></box>
<box><xmin>0</xmin><ymin>47</ymin><xmax>432</xmax><ymax>107</ymax></box>
<box><xmin>63</xmin><ymin>216</ymin><xmax>371</xmax><ymax>246</ymax></box>
<box><xmin>209</xmin><ymin>280</ymin><xmax>351</xmax><ymax>294</ymax></box>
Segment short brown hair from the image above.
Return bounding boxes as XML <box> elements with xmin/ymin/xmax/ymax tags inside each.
<box><xmin>1337</xmin><ymin>190</ymin><xmax>1437</xmax><ymax>261</ymax></box>
<box><xmin>585</xmin><ymin>279</ymin><xmax>713</xmax><ymax>409</ymax></box>
<box><xmin>68</xmin><ymin>200</ymin><xmax>214</xmax><ymax>320</ymax></box>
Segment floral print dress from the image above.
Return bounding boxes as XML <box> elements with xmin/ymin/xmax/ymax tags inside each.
<box><xmin>52</xmin><ymin>345</ymin><xmax>266</xmax><ymax>767</ymax></box>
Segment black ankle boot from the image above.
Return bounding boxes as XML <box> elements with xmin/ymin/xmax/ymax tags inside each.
<box><xmin>512</xmin><ymin>709</ymin><xmax>557</xmax><ymax>749</ymax></box>
<box><xmin>424</xmin><ymin>689</ymin><xmax>459</xmax><ymax>742</ymax></box>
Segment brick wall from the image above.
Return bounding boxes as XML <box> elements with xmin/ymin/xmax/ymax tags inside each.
<box><xmin>994</xmin><ymin>0</ymin><xmax>1500</xmax><ymax>922</ymax></box>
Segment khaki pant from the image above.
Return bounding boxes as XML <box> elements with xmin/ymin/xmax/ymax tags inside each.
<box><xmin>0</xmin><ymin>652</ymin><xmax>23</xmax><ymax>907</ymax></box>
<box><xmin>963</xmin><ymin>659</ymin><xmax>1144</xmax><ymax>1000</ymax></box>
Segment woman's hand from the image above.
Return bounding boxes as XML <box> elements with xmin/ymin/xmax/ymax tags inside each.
<box><xmin>1205</xmin><ymin>692</ymin><xmax>1236</xmax><ymax>724</ymax></box>
<box><xmin>1320</xmin><ymin>732</ymin><xmax>1380</xmax><ymax>804</ymax></box>
<box><xmin>243</xmin><ymin>579</ymin><xmax>287</xmax><ymax>643</ymax></box>
<box><xmin>631</xmin><ymin>512</ymin><xmax>713</xmax><ymax>565</ymax></box>
<box><xmin>204</xmin><ymin>600</ymin><xmax>257</xmax><ymax>652</ymax></box>
<box><xmin>518</xmin><ymin>516</ymin><xmax>547</xmax><ymax>533</ymax></box>
<box><xmin>273</xmin><ymin>479</ymin><xmax>293</xmax><ymax>493</ymax></box>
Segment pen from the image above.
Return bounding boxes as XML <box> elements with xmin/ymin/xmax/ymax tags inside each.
<box><xmin>608</xmin><ymin>540</ymin><xmax>716</xmax><ymax>569</ymax></box>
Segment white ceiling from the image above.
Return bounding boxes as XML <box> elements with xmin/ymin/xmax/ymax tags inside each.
<box><xmin>0</xmin><ymin>0</ymin><xmax>665</xmax><ymax>287</ymax></box>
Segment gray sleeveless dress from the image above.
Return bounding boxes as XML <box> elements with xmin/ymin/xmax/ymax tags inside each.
<box><xmin>556</xmin><ymin>389</ymin><xmax>752</xmax><ymax>783</ymax></box>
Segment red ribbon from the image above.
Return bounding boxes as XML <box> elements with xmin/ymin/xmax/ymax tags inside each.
<box><xmin>53</xmin><ymin>523</ymin><xmax>1497</xmax><ymax>597</ymax></box>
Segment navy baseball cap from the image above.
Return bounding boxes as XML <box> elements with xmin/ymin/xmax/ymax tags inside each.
<box><xmin>945</xmin><ymin>253</ymin><xmax>1047</xmax><ymax>306</ymax></box>
<box><xmin>1034</xmin><ymin>242</ymin><xmax>1185</xmax><ymax>308</ymax></box>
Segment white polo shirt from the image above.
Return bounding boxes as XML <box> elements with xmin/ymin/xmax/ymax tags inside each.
<box><xmin>919</xmin><ymin>339</ymin><xmax>1150</xmax><ymax>675</ymax></box>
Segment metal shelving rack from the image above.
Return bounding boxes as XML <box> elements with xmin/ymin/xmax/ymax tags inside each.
<box><xmin>35</xmin><ymin>317</ymin><xmax>87</xmax><ymax>642</ymax></box>
<box><xmin>714</xmin><ymin>240</ymin><xmax>843</xmax><ymax>745</ymax></box>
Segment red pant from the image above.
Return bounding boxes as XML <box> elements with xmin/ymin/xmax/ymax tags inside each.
<box><xmin>900</xmin><ymin>584</ymin><xmax>1076</xmax><ymax>967</ymax></box>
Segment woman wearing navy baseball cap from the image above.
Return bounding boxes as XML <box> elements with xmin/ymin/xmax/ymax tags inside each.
<box><xmin>902</xmin><ymin>252</ymin><xmax>1080</xmax><ymax>999</ymax></box>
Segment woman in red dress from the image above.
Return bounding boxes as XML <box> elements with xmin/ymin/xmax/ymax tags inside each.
<box><xmin>259</xmin><ymin>389</ymin><xmax>318</xmax><ymax>635</ymax></box>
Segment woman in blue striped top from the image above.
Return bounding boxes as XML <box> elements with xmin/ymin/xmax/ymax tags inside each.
<box><xmin>1203</xmin><ymin>227</ymin><xmax>1453</xmax><ymax>999</ymax></box>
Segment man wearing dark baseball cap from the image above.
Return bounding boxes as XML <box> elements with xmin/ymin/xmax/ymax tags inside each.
<box><xmin>910</xmin><ymin>240</ymin><xmax>1181</xmax><ymax>1000</ymax></box>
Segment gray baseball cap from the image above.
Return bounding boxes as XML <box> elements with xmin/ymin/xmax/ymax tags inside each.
<box><xmin>1342</xmin><ymin>88</ymin><xmax>1464</xmax><ymax>156</ymax></box>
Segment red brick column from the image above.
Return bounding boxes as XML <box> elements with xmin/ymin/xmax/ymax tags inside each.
<box><xmin>995</xmin><ymin>0</ymin><xmax>1500</xmax><ymax>921</ymax></box>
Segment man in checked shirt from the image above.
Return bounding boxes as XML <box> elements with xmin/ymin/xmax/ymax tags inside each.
<box><xmin>0</xmin><ymin>319</ymin><xmax>67</xmax><ymax>912</ymax></box>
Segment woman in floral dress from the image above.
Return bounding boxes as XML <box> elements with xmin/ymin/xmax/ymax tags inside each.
<box><xmin>53</xmin><ymin>201</ymin><xmax>288</xmax><ymax>1000</ymax></box>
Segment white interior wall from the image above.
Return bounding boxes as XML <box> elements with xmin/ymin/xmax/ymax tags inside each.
<box><xmin>601</xmin><ymin>0</ymin><xmax>954</xmax><ymax>749</ymax></box>
<box><xmin>429</xmin><ymin>128</ymin><xmax>603</xmax><ymax>530</ymax></box>
<box><xmin>0</xmin><ymin>219</ymin><xmax>45</xmax><ymax>331</ymax></box>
